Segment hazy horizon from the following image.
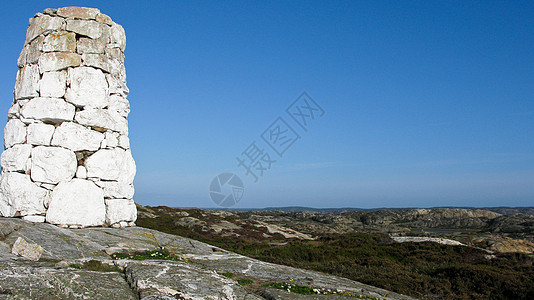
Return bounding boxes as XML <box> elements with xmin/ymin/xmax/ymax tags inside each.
<box><xmin>147</xmin><ymin>204</ymin><xmax>534</xmax><ymax>211</ymax></box>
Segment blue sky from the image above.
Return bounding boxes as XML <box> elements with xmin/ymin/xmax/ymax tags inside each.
<box><xmin>1</xmin><ymin>1</ymin><xmax>533</xmax><ymax>208</ymax></box>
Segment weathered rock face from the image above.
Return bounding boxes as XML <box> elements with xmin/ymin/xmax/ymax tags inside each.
<box><xmin>0</xmin><ymin>7</ymin><xmax>136</xmax><ymax>228</ymax></box>
<box><xmin>0</xmin><ymin>217</ymin><xmax>414</xmax><ymax>300</ymax></box>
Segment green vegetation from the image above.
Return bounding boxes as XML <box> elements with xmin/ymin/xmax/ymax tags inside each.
<box><xmin>247</xmin><ymin>235</ymin><xmax>534</xmax><ymax>299</ymax></box>
<box><xmin>222</xmin><ymin>271</ymin><xmax>235</xmax><ymax>278</ymax></box>
<box><xmin>237</xmin><ymin>278</ymin><xmax>254</xmax><ymax>286</ymax></box>
<box><xmin>219</xmin><ymin>271</ymin><xmax>253</xmax><ymax>286</ymax></box>
<box><xmin>267</xmin><ymin>282</ymin><xmax>376</xmax><ymax>298</ymax></box>
<box><xmin>137</xmin><ymin>211</ymin><xmax>534</xmax><ymax>299</ymax></box>
<box><xmin>69</xmin><ymin>260</ymin><xmax>120</xmax><ymax>272</ymax></box>
<box><xmin>111</xmin><ymin>249</ymin><xmax>187</xmax><ymax>262</ymax></box>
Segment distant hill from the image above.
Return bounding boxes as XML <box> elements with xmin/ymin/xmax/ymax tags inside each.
<box><xmin>209</xmin><ymin>206</ymin><xmax>534</xmax><ymax>215</ymax></box>
<box><xmin>484</xmin><ymin>207</ymin><xmax>534</xmax><ymax>216</ymax></box>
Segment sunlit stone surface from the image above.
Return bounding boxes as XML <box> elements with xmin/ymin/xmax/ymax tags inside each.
<box><xmin>0</xmin><ymin>7</ymin><xmax>136</xmax><ymax>228</ymax></box>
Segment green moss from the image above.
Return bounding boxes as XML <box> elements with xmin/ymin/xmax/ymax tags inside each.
<box><xmin>222</xmin><ymin>272</ymin><xmax>235</xmax><ymax>278</ymax></box>
<box><xmin>237</xmin><ymin>278</ymin><xmax>253</xmax><ymax>286</ymax></box>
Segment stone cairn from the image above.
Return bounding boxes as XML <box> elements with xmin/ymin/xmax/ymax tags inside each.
<box><xmin>0</xmin><ymin>7</ymin><xmax>136</xmax><ymax>228</ymax></box>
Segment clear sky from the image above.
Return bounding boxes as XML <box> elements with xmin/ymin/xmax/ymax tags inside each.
<box><xmin>1</xmin><ymin>1</ymin><xmax>533</xmax><ymax>209</ymax></box>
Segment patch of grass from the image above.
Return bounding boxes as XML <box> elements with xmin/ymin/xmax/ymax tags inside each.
<box><xmin>111</xmin><ymin>253</ymin><xmax>131</xmax><ymax>259</ymax></box>
<box><xmin>69</xmin><ymin>263</ymin><xmax>83</xmax><ymax>269</ymax></box>
<box><xmin>222</xmin><ymin>272</ymin><xmax>235</xmax><ymax>278</ymax></box>
<box><xmin>69</xmin><ymin>260</ymin><xmax>120</xmax><ymax>272</ymax></box>
<box><xmin>237</xmin><ymin>278</ymin><xmax>254</xmax><ymax>286</ymax></box>
<box><xmin>267</xmin><ymin>282</ymin><xmax>376</xmax><ymax>298</ymax></box>
<box><xmin>111</xmin><ymin>249</ymin><xmax>187</xmax><ymax>262</ymax></box>
<box><xmin>38</xmin><ymin>258</ymin><xmax>61</xmax><ymax>264</ymax></box>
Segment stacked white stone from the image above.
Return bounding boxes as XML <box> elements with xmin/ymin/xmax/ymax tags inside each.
<box><xmin>0</xmin><ymin>7</ymin><xmax>137</xmax><ymax>228</ymax></box>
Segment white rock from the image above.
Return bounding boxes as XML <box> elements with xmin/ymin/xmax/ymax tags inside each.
<box><xmin>77</xmin><ymin>37</ymin><xmax>105</xmax><ymax>54</ymax></box>
<box><xmin>105</xmin><ymin>47</ymin><xmax>124</xmax><ymax>62</ymax></box>
<box><xmin>39</xmin><ymin>71</ymin><xmax>67</xmax><ymax>97</ymax></box>
<box><xmin>110</xmin><ymin>23</ymin><xmax>126</xmax><ymax>51</ymax></box>
<box><xmin>11</xmin><ymin>237</ymin><xmax>44</xmax><ymax>261</ymax></box>
<box><xmin>14</xmin><ymin>65</ymin><xmax>40</xmax><ymax>100</ymax></box>
<box><xmin>117</xmin><ymin>64</ymin><xmax>127</xmax><ymax>82</ymax></box>
<box><xmin>75</xmin><ymin>108</ymin><xmax>128</xmax><ymax>134</ymax></box>
<box><xmin>51</xmin><ymin>122</ymin><xmax>104</xmax><ymax>151</ymax></box>
<box><xmin>18</xmin><ymin>36</ymin><xmax>44</xmax><ymax>67</ymax></box>
<box><xmin>30</xmin><ymin>146</ymin><xmax>77</xmax><ymax>184</ymax></box>
<box><xmin>25</xmin><ymin>15</ymin><xmax>63</xmax><ymax>45</ymax></box>
<box><xmin>85</xmin><ymin>148</ymin><xmax>135</xmax><ymax>183</ymax></box>
<box><xmin>40</xmin><ymin>183</ymin><xmax>56</xmax><ymax>192</ymax></box>
<box><xmin>105</xmin><ymin>199</ymin><xmax>136</xmax><ymax>225</ymax></box>
<box><xmin>82</xmin><ymin>53</ymin><xmax>111</xmax><ymax>73</ymax></box>
<box><xmin>118</xmin><ymin>135</ymin><xmax>130</xmax><ymax>149</ymax></box>
<box><xmin>99</xmin><ymin>23</ymin><xmax>111</xmax><ymax>44</ymax></box>
<box><xmin>56</xmin><ymin>7</ymin><xmax>100</xmax><ymax>20</ymax></box>
<box><xmin>66</xmin><ymin>19</ymin><xmax>102</xmax><ymax>39</ymax></box>
<box><xmin>65</xmin><ymin>67</ymin><xmax>108</xmax><ymax>108</ymax></box>
<box><xmin>18</xmin><ymin>118</ymin><xmax>38</xmax><ymax>126</ymax></box>
<box><xmin>27</xmin><ymin>122</ymin><xmax>55</xmax><ymax>146</ymax></box>
<box><xmin>7</xmin><ymin>103</ymin><xmax>21</xmax><ymax>118</ymax></box>
<box><xmin>96</xmin><ymin>13</ymin><xmax>113</xmax><ymax>25</ymax></box>
<box><xmin>103</xmin><ymin>131</ymin><xmax>119</xmax><ymax>148</ymax></box>
<box><xmin>95</xmin><ymin>181</ymin><xmax>134</xmax><ymax>199</ymax></box>
<box><xmin>21</xmin><ymin>97</ymin><xmax>75</xmax><ymax>123</ymax></box>
<box><xmin>76</xmin><ymin>166</ymin><xmax>87</xmax><ymax>179</ymax></box>
<box><xmin>46</xmin><ymin>179</ymin><xmax>105</xmax><ymax>227</ymax></box>
<box><xmin>38</xmin><ymin>52</ymin><xmax>82</xmax><ymax>72</ymax></box>
<box><xmin>25</xmin><ymin>158</ymin><xmax>32</xmax><ymax>172</ymax></box>
<box><xmin>22</xmin><ymin>36</ymin><xmax>44</xmax><ymax>66</ymax></box>
<box><xmin>108</xmin><ymin>94</ymin><xmax>130</xmax><ymax>117</ymax></box>
<box><xmin>17</xmin><ymin>99</ymin><xmax>30</xmax><ymax>106</ymax></box>
<box><xmin>4</xmin><ymin>119</ymin><xmax>27</xmax><ymax>148</ymax></box>
<box><xmin>0</xmin><ymin>144</ymin><xmax>32</xmax><ymax>172</ymax></box>
<box><xmin>106</xmin><ymin>74</ymin><xmax>129</xmax><ymax>97</ymax></box>
<box><xmin>22</xmin><ymin>215</ymin><xmax>46</xmax><ymax>222</ymax></box>
<box><xmin>17</xmin><ymin>44</ymin><xmax>29</xmax><ymax>67</ymax></box>
<box><xmin>41</xmin><ymin>31</ymin><xmax>76</xmax><ymax>52</ymax></box>
<box><xmin>107</xmin><ymin>59</ymin><xmax>123</xmax><ymax>76</ymax></box>
<box><xmin>0</xmin><ymin>172</ymin><xmax>47</xmax><ymax>217</ymax></box>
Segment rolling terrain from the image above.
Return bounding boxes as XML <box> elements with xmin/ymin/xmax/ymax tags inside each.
<box><xmin>137</xmin><ymin>205</ymin><xmax>534</xmax><ymax>299</ymax></box>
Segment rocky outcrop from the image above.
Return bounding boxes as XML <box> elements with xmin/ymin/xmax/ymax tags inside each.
<box><xmin>359</xmin><ymin>208</ymin><xmax>501</xmax><ymax>228</ymax></box>
<box><xmin>0</xmin><ymin>7</ymin><xmax>135</xmax><ymax>228</ymax></box>
<box><xmin>0</xmin><ymin>217</ymin><xmax>413</xmax><ymax>300</ymax></box>
<box><xmin>137</xmin><ymin>206</ymin><xmax>534</xmax><ymax>254</ymax></box>
<box><xmin>485</xmin><ymin>214</ymin><xmax>534</xmax><ymax>234</ymax></box>
<box><xmin>390</xmin><ymin>236</ymin><xmax>465</xmax><ymax>246</ymax></box>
